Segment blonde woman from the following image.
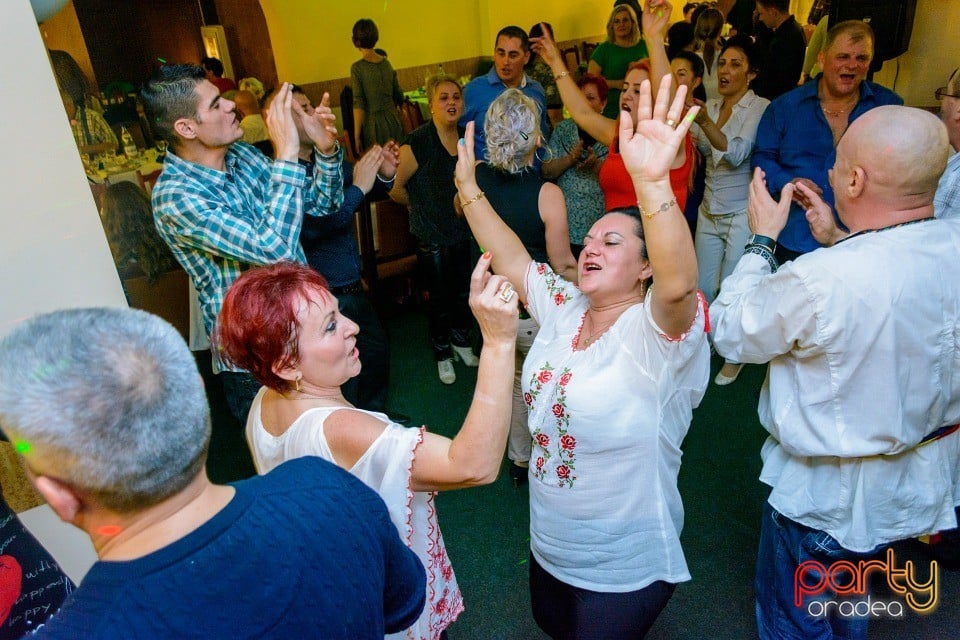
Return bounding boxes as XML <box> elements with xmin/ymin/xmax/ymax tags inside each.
<box><xmin>588</xmin><ymin>4</ymin><xmax>650</xmax><ymax>119</ymax></box>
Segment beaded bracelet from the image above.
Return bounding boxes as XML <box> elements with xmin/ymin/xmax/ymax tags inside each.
<box><xmin>743</xmin><ymin>244</ymin><xmax>779</xmax><ymax>273</ymax></box>
<box><xmin>638</xmin><ymin>198</ymin><xmax>676</xmax><ymax>219</ymax></box>
<box><xmin>460</xmin><ymin>191</ymin><xmax>486</xmax><ymax>209</ymax></box>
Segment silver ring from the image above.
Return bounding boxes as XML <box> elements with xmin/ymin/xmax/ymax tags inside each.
<box><xmin>498</xmin><ymin>283</ymin><xmax>515</xmax><ymax>303</ymax></box>
<box><xmin>666</xmin><ymin>118</ymin><xmax>677</xmax><ymax>128</ymax></box>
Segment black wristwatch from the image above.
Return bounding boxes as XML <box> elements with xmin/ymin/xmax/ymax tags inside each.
<box><xmin>747</xmin><ymin>234</ymin><xmax>777</xmax><ymax>252</ymax></box>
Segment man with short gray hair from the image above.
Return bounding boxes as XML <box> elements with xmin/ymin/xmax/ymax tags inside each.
<box><xmin>0</xmin><ymin>307</ymin><xmax>425</xmax><ymax>638</ymax></box>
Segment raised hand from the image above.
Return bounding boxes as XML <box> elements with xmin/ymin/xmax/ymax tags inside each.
<box><xmin>529</xmin><ymin>22</ymin><xmax>561</xmax><ymax>68</ymax></box>
<box><xmin>748</xmin><ymin>167</ymin><xmax>793</xmax><ymax>239</ymax></box>
<box><xmin>264</xmin><ymin>82</ymin><xmax>300</xmax><ymax>162</ymax></box>
<box><xmin>619</xmin><ymin>74</ymin><xmax>699</xmax><ymax>184</ymax></box>
<box><xmin>293</xmin><ymin>91</ymin><xmax>338</xmax><ymax>155</ymax></box>
<box><xmin>454</xmin><ymin>121</ymin><xmax>480</xmax><ymax>193</ymax></box>
<box><xmin>469</xmin><ymin>252</ymin><xmax>519</xmax><ymax>346</ymax></box>
<box><xmin>789</xmin><ymin>177</ymin><xmax>822</xmax><ymax>210</ymax></box>
<box><xmin>799</xmin><ymin>181</ymin><xmax>848</xmax><ymax>246</ymax></box>
<box><xmin>378</xmin><ymin>140</ymin><xmax>400</xmax><ymax>180</ymax></box>
<box><xmin>642</xmin><ymin>0</ymin><xmax>673</xmax><ymax>40</ymax></box>
<box><xmin>353</xmin><ymin>146</ymin><xmax>383</xmax><ymax>195</ymax></box>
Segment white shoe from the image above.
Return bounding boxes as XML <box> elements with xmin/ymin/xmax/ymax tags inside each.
<box><xmin>452</xmin><ymin>344</ymin><xmax>479</xmax><ymax>367</ymax></box>
<box><xmin>437</xmin><ymin>359</ymin><xmax>456</xmax><ymax>384</ymax></box>
<box><xmin>714</xmin><ymin>363</ymin><xmax>744</xmax><ymax>386</ymax></box>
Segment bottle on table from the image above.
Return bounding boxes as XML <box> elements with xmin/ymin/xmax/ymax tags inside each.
<box><xmin>121</xmin><ymin>126</ymin><xmax>138</xmax><ymax>159</ymax></box>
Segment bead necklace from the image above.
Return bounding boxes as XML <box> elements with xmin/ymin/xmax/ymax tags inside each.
<box><xmin>834</xmin><ymin>217</ymin><xmax>935</xmax><ymax>245</ymax></box>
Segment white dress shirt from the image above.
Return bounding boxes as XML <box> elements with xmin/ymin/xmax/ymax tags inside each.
<box><xmin>710</xmin><ymin>219</ymin><xmax>960</xmax><ymax>551</ymax></box>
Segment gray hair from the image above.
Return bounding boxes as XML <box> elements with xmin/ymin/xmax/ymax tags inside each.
<box><xmin>0</xmin><ymin>308</ymin><xmax>210</xmax><ymax>513</ymax></box>
<box><xmin>484</xmin><ymin>89</ymin><xmax>542</xmax><ymax>173</ymax></box>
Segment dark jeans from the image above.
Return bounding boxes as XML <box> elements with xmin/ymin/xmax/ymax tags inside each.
<box><xmin>337</xmin><ymin>290</ymin><xmax>389</xmax><ymax>412</ymax></box>
<box><xmin>416</xmin><ymin>240</ymin><xmax>473</xmax><ymax>360</ymax></box>
<box><xmin>529</xmin><ymin>553</ymin><xmax>675</xmax><ymax>640</ymax></box>
<box><xmin>220</xmin><ymin>370</ymin><xmax>262</xmax><ymax>426</ymax></box>
<box><xmin>755</xmin><ymin>501</ymin><xmax>883</xmax><ymax>640</ymax></box>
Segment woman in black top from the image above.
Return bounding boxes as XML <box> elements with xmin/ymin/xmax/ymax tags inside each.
<box><xmin>391</xmin><ymin>75</ymin><xmax>476</xmax><ymax>385</ymax></box>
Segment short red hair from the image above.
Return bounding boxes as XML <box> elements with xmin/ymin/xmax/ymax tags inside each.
<box><xmin>215</xmin><ymin>262</ymin><xmax>330</xmax><ymax>392</ymax></box>
<box><xmin>626</xmin><ymin>59</ymin><xmax>652</xmax><ymax>77</ymax></box>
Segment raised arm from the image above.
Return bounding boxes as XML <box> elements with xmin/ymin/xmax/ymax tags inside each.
<box><xmin>620</xmin><ymin>75</ymin><xmax>701</xmax><ymax>337</ymax></box>
<box><xmin>454</xmin><ymin>122</ymin><xmax>534</xmax><ymax>302</ymax></box>
<box><xmin>539</xmin><ymin>183</ymin><xmax>579</xmax><ymax>282</ymax></box>
<box><xmin>324</xmin><ymin>254</ymin><xmax>517</xmax><ymax>491</ymax></box>
<box><xmin>531</xmin><ymin>24</ymin><xmax>617</xmax><ymax>147</ymax></box>
<box><xmin>642</xmin><ymin>0</ymin><xmax>675</xmax><ymax>101</ymax></box>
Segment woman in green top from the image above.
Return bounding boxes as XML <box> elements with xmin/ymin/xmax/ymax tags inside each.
<box><xmin>588</xmin><ymin>4</ymin><xmax>649</xmax><ymax>119</ymax></box>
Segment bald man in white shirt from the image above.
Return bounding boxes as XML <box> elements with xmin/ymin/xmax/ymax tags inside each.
<box><xmin>712</xmin><ymin>105</ymin><xmax>960</xmax><ymax>640</ymax></box>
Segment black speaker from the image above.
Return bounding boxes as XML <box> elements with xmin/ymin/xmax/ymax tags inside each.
<box><xmin>829</xmin><ymin>0</ymin><xmax>918</xmax><ymax>68</ymax></box>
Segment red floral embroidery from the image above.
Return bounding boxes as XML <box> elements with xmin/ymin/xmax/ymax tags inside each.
<box><xmin>536</xmin><ymin>263</ymin><xmax>547</xmax><ymax>275</ymax></box>
<box><xmin>527</xmin><ymin>362</ymin><xmax>577</xmax><ymax>488</ymax></box>
<box><xmin>553</xmin><ymin>292</ymin><xmax>566</xmax><ymax>306</ymax></box>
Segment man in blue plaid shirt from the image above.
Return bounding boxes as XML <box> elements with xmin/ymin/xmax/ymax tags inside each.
<box><xmin>142</xmin><ymin>65</ymin><xmax>345</xmax><ymax>424</ymax></box>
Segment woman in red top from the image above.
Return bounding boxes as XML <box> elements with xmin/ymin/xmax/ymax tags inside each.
<box><xmin>532</xmin><ymin>2</ymin><xmax>692</xmax><ymax>213</ymax></box>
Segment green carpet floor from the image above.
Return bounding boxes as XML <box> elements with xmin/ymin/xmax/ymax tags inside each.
<box><xmin>203</xmin><ymin>306</ymin><xmax>959</xmax><ymax>640</ymax></box>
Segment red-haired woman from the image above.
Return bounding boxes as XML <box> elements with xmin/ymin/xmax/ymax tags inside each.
<box><xmin>216</xmin><ymin>255</ymin><xmax>518</xmax><ymax>640</ymax></box>
<box><xmin>533</xmin><ymin>3</ymin><xmax>695</xmax><ymax>213</ymax></box>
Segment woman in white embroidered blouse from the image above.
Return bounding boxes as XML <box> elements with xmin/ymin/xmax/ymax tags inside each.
<box><xmin>690</xmin><ymin>35</ymin><xmax>770</xmax><ymax>386</ymax></box>
<box><xmin>454</xmin><ymin>68</ymin><xmax>710</xmax><ymax>638</ymax></box>
<box><xmin>215</xmin><ymin>257</ymin><xmax>518</xmax><ymax>640</ymax></box>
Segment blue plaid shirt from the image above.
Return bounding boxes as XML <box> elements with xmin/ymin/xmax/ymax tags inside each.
<box><xmin>152</xmin><ymin>141</ymin><xmax>343</xmax><ymax>369</ymax></box>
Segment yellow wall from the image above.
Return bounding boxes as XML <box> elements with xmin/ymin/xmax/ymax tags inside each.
<box><xmin>260</xmin><ymin>0</ymin><xmax>683</xmax><ymax>84</ymax></box>
<box><xmin>874</xmin><ymin>0</ymin><xmax>960</xmax><ymax>108</ymax></box>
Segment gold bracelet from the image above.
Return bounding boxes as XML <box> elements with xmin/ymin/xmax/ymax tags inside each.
<box><xmin>460</xmin><ymin>191</ymin><xmax>486</xmax><ymax>208</ymax></box>
<box><xmin>638</xmin><ymin>198</ymin><xmax>677</xmax><ymax>219</ymax></box>
<box><xmin>554</xmin><ymin>71</ymin><xmax>569</xmax><ymax>81</ymax></box>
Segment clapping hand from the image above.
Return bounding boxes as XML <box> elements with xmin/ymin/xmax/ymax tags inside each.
<box><xmin>799</xmin><ymin>181</ymin><xmax>848</xmax><ymax>246</ymax></box>
<box><xmin>619</xmin><ymin>74</ymin><xmax>699</xmax><ymax>184</ymax></box>
<box><xmin>293</xmin><ymin>91</ymin><xmax>338</xmax><ymax>155</ymax></box>
<box><xmin>747</xmin><ymin>168</ymin><xmax>793</xmax><ymax>239</ymax></box>
<box><xmin>353</xmin><ymin>146</ymin><xmax>383</xmax><ymax>195</ymax></box>
<box><xmin>378</xmin><ymin>140</ymin><xmax>400</xmax><ymax>181</ymax></box>
<box><xmin>264</xmin><ymin>82</ymin><xmax>301</xmax><ymax>162</ymax></box>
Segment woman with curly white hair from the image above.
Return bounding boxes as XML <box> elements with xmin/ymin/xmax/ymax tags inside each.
<box><xmin>459</xmin><ymin>88</ymin><xmax>576</xmax><ymax>486</ymax></box>
<box><xmin>238</xmin><ymin>77</ymin><xmax>264</xmax><ymax>102</ymax></box>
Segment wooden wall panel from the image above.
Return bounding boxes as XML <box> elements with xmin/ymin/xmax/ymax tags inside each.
<box><xmin>73</xmin><ymin>0</ymin><xmax>205</xmax><ymax>91</ymax></box>
<box><xmin>213</xmin><ymin>0</ymin><xmax>278</xmax><ymax>92</ymax></box>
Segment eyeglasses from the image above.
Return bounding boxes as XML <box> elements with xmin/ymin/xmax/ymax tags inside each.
<box><xmin>935</xmin><ymin>87</ymin><xmax>960</xmax><ymax>100</ymax></box>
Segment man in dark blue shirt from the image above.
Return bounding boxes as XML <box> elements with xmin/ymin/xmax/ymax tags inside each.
<box><xmin>752</xmin><ymin>20</ymin><xmax>902</xmax><ymax>260</ymax></box>
<box><xmin>265</xmin><ymin>85</ymin><xmax>397</xmax><ymax>412</ymax></box>
<box><xmin>0</xmin><ymin>308</ymin><xmax>425</xmax><ymax>639</ymax></box>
